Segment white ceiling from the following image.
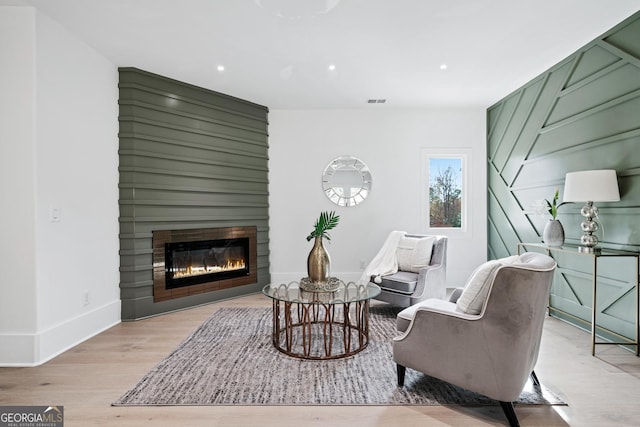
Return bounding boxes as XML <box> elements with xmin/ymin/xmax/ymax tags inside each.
<box><xmin>4</xmin><ymin>0</ymin><xmax>640</xmax><ymax>109</ymax></box>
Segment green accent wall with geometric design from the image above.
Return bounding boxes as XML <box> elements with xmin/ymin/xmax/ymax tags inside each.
<box><xmin>487</xmin><ymin>11</ymin><xmax>640</xmax><ymax>343</ymax></box>
<box><xmin>118</xmin><ymin>68</ymin><xmax>270</xmax><ymax>320</ymax></box>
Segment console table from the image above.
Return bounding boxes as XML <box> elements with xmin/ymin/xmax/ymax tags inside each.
<box><xmin>262</xmin><ymin>280</ymin><xmax>381</xmax><ymax>360</ymax></box>
<box><xmin>518</xmin><ymin>242</ymin><xmax>639</xmax><ymax>356</ymax></box>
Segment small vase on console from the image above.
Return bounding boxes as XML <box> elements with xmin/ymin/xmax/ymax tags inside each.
<box><xmin>543</xmin><ymin>219</ymin><xmax>565</xmax><ymax>247</ymax></box>
<box><xmin>543</xmin><ymin>188</ymin><xmax>568</xmax><ymax>247</ymax></box>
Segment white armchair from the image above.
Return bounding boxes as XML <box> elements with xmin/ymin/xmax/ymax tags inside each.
<box><xmin>371</xmin><ymin>234</ymin><xmax>447</xmax><ymax>307</ymax></box>
<box><xmin>393</xmin><ymin>252</ymin><xmax>556</xmax><ymax>427</ymax></box>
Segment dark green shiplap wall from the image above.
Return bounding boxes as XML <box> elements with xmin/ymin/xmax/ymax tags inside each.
<box><xmin>487</xmin><ymin>12</ymin><xmax>640</xmax><ymax>342</ymax></box>
<box><xmin>118</xmin><ymin>68</ymin><xmax>270</xmax><ymax>320</ymax></box>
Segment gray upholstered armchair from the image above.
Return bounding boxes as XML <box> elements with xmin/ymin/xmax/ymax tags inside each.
<box><xmin>371</xmin><ymin>234</ymin><xmax>447</xmax><ymax>307</ymax></box>
<box><xmin>393</xmin><ymin>252</ymin><xmax>556</xmax><ymax>427</ymax></box>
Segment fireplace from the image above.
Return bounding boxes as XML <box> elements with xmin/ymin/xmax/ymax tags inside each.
<box><xmin>153</xmin><ymin>227</ymin><xmax>257</xmax><ymax>302</ymax></box>
<box><xmin>165</xmin><ymin>237</ymin><xmax>250</xmax><ymax>289</ymax></box>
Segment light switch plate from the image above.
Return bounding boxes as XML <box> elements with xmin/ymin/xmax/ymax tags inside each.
<box><xmin>50</xmin><ymin>207</ymin><xmax>61</xmax><ymax>222</ymax></box>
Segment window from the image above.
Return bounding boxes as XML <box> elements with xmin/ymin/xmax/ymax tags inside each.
<box><xmin>422</xmin><ymin>149</ymin><xmax>471</xmax><ymax>236</ymax></box>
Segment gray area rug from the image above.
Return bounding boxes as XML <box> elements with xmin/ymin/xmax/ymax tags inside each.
<box><xmin>114</xmin><ymin>306</ymin><xmax>566</xmax><ymax>406</ymax></box>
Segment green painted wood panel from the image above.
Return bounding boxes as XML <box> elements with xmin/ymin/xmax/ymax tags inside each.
<box><xmin>487</xmin><ymin>11</ymin><xmax>640</xmax><ymax>344</ymax></box>
<box><xmin>118</xmin><ymin>68</ymin><xmax>270</xmax><ymax>320</ymax></box>
<box><xmin>566</xmin><ymin>44</ymin><xmax>621</xmax><ymax>87</ymax></box>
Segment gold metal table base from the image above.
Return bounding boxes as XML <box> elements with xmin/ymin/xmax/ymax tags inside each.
<box><xmin>271</xmin><ymin>299</ymin><xmax>371</xmax><ymax>360</ymax></box>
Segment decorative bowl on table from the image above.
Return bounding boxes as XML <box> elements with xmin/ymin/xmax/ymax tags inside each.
<box><xmin>299</xmin><ymin>276</ymin><xmax>340</xmax><ymax>292</ymax></box>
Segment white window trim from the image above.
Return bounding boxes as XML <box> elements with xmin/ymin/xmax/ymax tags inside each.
<box><xmin>421</xmin><ymin>148</ymin><xmax>472</xmax><ymax>238</ymax></box>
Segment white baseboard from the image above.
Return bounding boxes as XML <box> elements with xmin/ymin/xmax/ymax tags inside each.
<box><xmin>0</xmin><ymin>334</ymin><xmax>36</xmax><ymax>367</ymax></box>
<box><xmin>0</xmin><ymin>300</ymin><xmax>121</xmax><ymax>367</ymax></box>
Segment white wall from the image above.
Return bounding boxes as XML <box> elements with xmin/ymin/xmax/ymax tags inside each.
<box><xmin>0</xmin><ymin>7</ymin><xmax>121</xmax><ymax>366</ymax></box>
<box><xmin>0</xmin><ymin>7</ymin><xmax>39</xmax><ymax>364</ymax></box>
<box><xmin>268</xmin><ymin>108</ymin><xmax>487</xmax><ymax>289</ymax></box>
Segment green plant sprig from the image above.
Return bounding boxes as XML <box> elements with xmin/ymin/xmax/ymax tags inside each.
<box><xmin>545</xmin><ymin>189</ymin><xmax>569</xmax><ymax>220</ymax></box>
<box><xmin>306</xmin><ymin>211</ymin><xmax>340</xmax><ymax>241</ymax></box>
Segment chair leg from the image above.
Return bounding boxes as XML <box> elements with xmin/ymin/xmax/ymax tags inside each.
<box><xmin>396</xmin><ymin>364</ymin><xmax>406</xmax><ymax>387</ymax></box>
<box><xmin>530</xmin><ymin>370</ymin><xmax>540</xmax><ymax>386</ymax></box>
<box><xmin>500</xmin><ymin>401</ymin><xmax>520</xmax><ymax>427</ymax></box>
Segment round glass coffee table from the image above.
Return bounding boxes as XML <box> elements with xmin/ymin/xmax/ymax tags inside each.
<box><xmin>262</xmin><ymin>280</ymin><xmax>381</xmax><ymax>360</ymax></box>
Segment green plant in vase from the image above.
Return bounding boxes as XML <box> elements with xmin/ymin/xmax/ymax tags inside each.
<box><xmin>543</xmin><ymin>189</ymin><xmax>569</xmax><ymax>246</ymax></box>
<box><xmin>545</xmin><ymin>188</ymin><xmax>568</xmax><ymax>220</ymax></box>
<box><xmin>306</xmin><ymin>211</ymin><xmax>340</xmax><ymax>241</ymax></box>
<box><xmin>306</xmin><ymin>211</ymin><xmax>340</xmax><ymax>284</ymax></box>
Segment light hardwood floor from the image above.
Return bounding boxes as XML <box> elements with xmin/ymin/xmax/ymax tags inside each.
<box><xmin>1</xmin><ymin>293</ymin><xmax>640</xmax><ymax>427</ymax></box>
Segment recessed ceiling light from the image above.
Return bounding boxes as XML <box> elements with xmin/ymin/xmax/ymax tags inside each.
<box><xmin>217</xmin><ymin>65</ymin><xmax>225</xmax><ymax>72</ymax></box>
<box><xmin>328</xmin><ymin>64</ymin><xmax>336</xmax><ymax>71</ymax></box>
<box><xmin>440</xmin><ymin>64</ymin><xmax>448</xmax><ymax>70</ymax></box>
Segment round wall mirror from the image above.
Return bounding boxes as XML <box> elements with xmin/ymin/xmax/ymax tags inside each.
<box><xmin>322</xmin><ymin>156</ymin><xmax>372</xmax><ymax>207</ymax></box>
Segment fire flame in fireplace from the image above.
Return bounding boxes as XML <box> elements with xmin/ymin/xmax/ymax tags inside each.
<box><xmin>171</xmin><ymin>258</ymin><xmax>246</xmax><ymax>279</ymax></box>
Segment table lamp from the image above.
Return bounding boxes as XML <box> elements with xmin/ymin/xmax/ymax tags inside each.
<box><xmin>563</xmin><ymin>169</ymin><xmax>620</xmax><ymax>253</ymax></box>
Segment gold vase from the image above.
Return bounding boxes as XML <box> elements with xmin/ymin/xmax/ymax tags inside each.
<box><xmin>307</xmin><ymin>236</ymin><xmax>330</xmax><ymax>283</ymax></box>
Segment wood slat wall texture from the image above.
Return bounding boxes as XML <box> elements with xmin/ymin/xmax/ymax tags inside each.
<box><xmin>487</xmin><ymin>12</ymin><xmax>640</xmax><ymax>341</ymax></box>
<box><xmin>118</xmin><ymin>68</ymin><xmax>269</xmax><ymax>320</ymax></box>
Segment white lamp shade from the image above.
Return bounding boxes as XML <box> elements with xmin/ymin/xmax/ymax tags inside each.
<box><xmin>563</xmin><ymin>169</ymin><xmax>620</xmax><ymax>202</ymax></box>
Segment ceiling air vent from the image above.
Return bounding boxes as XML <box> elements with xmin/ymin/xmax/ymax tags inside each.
<box><xmin>367</xmin><ymin>99</ymin><xmax>386</xmax><ymax>104</ymax></box>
